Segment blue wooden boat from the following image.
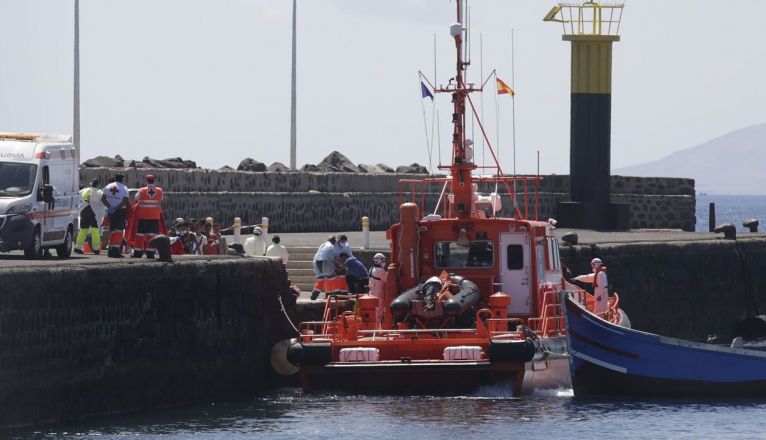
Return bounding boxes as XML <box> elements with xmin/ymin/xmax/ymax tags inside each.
<box><xmin>563</xmin><ymin>293</ymin><xmax>766</xmax><ymax>398</ymax></box>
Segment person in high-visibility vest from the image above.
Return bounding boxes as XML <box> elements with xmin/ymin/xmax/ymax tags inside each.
<box><xmin>74</xmin><ymin>178</ymin><xmax>103</xmax><ymax>255</ymax></box>
<box><xmin>131</xmin><ymin>174</ymin><xmax>164</xmax><ymax>259</ymax></box>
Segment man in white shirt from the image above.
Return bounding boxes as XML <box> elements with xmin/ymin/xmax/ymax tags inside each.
<box><xmin>101</xmin><ymin>174</ymin><xmax>129</xmax><ymax>258</ymax></box>
<box><xmin>265</xmin><ymin>235</ymin><xmax>289</xmax><ymax>264</ymax></box>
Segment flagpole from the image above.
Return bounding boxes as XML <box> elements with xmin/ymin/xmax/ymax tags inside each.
<box><xmin>480</xmin><ymin>33</ymin><xmax>484</xmax><ymax>171</ymax></box>
<box><xmin>420</xmin><ymin>81</ymin><xmax>432</xmax><ymax>174</ymax></box>
<box><xmin>289</xmin><ymin>0</ymin><xmax>297</xmax><ymax>170</ymax></box>
<box><xmin>511</xmin><ymin>29</ymin><xmax>517</xmax><ymax>201</ymax></box>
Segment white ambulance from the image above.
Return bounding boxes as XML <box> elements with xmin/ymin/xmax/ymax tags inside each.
<box><xmin>0</xmin><ymin>133</ymin><xmax>79</xmax><ymax>258</ymax></box>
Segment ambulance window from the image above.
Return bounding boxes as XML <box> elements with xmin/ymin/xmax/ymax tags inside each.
<box><xmin>42</xmin><ymin>166</ymin><xmax>50</xmax><ymax>185</ymax></box>
<box><xmin>506</xmin><ymin>245</ymin><xmax>524</xmax><ymax>270</ymax></box>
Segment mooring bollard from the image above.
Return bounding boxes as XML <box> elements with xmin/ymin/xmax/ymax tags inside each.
<box><xmin>362</xmin><ymin>216</ymin><xmax>370</xmax><ymax>249</ymax></box>
<box><xmin>714</xmin><ymin>223</ymin><xmax>736</xmax><ymax>240</ymax></box>
<box><xmin>743</xmin><ymin>218</ymin><xmax>759</xmax><ymax>233</ymax></box>
<box><xmin>709</xmin><ymin>202</ymin><xmax>716</xmax><ymax>233</ymax></box>
<box><xmin>233</xmin><ymin>217</ymin><xmax>242</xmax><ymax>244</ymax></box>
<box><xmin>261</xmin><ymin>217</ymin><xmax>269</xmax><ymax>237</ymax></box>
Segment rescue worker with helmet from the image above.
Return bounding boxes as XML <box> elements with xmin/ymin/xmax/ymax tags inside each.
<box><xmin>574</xmin><ymin>258</ymin><xmax>609</xmax><ymax>315</ymax></box>
<box><xmin>131</xmin><ymin>174</ymin><xmax>164</xmax><ymax>258</ymax></box>
<box><xmin>368</xmin><ymin>253</ymin><xmax>387</xmax><ymax>298</ymax></box>
<box><xmin>368</xmin><ymin>253</ymin><xmax>388</xmax><ymax>322</ymax></box>
<box><xmin>101</xmin><ymin>174</ymin><xmax>130</xmax><ymax>258</ymax></box>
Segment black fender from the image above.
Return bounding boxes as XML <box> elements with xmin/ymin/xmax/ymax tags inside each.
<box><xmin>286</xmin><ymin>342</ymin><xmax>331</xmax><ymax>366</ymax></box>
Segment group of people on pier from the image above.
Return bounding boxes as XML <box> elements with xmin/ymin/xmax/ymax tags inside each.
<box><xmin>75</xmin><ymin>173</ymin><xmax>164</xmax><ymax>259</ymax></box>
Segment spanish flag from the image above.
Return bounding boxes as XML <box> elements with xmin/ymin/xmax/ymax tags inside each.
<box><xmin>497</xmin><ymin>77</ymin><xmax>515</xmax><ymax>96</ymax></box>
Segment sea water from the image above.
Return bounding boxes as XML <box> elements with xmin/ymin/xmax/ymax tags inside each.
<box><xmin>6</xmin><ymin>388</ymin><xmax>766</xmax><ymax>439</ymax></box>
<box><xmin>696</xmin><ymin>194</ymin><xmax>766</xmax><ymax>232</ymax></box>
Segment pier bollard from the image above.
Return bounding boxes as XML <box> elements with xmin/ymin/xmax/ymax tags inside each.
<box><xmin>233</xmin><ymin>217</ymin><xmax>242</xmax><ymax>244</ymax></box>
<box><xmin>709</xmin><ymin>202</ymin><xmax>716</xmax><ymax>233</ymax></box>
<box><xmin>362</xmin><ymin>216</ymin><xmax>370</xmax><ymax>249</ymax></box>
<box><xmin>149</xmin><ymin>234</ymin><xmax>172</xmax><ymax>262</ymax></box>
<box><xmin>714</xmin><ymin>223</ymin><xmax>736</xmax><ymax>240</ymax></box>
<box><xmin>743</xmin><ymin>219</ymin><xmax>759</xmax><ymax>233</ymax></box>
<box><xmin>261</xmin><ymin>217</ymin><xmax>269</xmax><ymax>237</ymax></box>
<box><xmin>561</xmin><ymin>232</ymin><xmax>578</xmax><ymax>245</ymax></box>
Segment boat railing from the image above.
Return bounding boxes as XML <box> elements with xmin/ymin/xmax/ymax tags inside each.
<box><xmin>527</xmin><ymin>286</ymin><xmax>565</xmax><ymax>337</ymax></box>
<box><xmin>566</xmin><ymin>285</ymin><xmax>623</xmax><ymax>324</ymax></box>
<box><xmin>397</xmin><ymin>175</ymin><xmax>541</xmax><ymax>221</ymax></box>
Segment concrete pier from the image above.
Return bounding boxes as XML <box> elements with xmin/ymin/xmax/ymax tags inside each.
<box><xmin>0</xmin><ymin>255</ymin><xmax>296</xmax><ymax>427</ymax></box>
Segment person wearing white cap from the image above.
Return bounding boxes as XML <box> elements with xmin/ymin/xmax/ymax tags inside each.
<box><xmin>244</xmin><ymin>226</ymin><xmax>267</xmax><ymax>256</ymax></box>
<box><xmin>574</xmin><ymin>258</ymin><xmax>609</xmax><ymax>316</ymax></box>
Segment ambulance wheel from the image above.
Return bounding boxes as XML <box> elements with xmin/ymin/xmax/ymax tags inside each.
<box><xmin>24</xmin><ymin>227</ymin><xmax>43</xmax><ymax>259</ymax></box>
<box><xmin>56</xmin><ymin>226</ymin><xmax>73</xmax><ymax>258</ymax></box>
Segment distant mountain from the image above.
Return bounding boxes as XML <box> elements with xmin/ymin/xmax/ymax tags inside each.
<box><xmin>614</xmin><ymin>123</ymin><xmax>766</xmax><ymax>195</ymax></box>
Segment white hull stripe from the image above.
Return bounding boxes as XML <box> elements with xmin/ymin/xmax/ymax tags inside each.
<box><xmin>573</xmin><ymin>350</ymin><xmax>627</xmax><ymax>374</ymax></box>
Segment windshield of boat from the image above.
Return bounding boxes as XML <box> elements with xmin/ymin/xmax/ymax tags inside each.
<box><xmin>434</xmin><ymin>240</ymin><xmax>494</xmax><ymax>269</ymax></box>
<box><xmin>0</xmin><ymin>162</ymin><xmax>37</xmax><ymax>197</ymax></box>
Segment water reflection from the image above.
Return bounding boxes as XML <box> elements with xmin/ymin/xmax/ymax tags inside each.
<box><xmin>7</xmin><ymin>388</ymin><xmax>766</xmax><ymax>440</ymax></box>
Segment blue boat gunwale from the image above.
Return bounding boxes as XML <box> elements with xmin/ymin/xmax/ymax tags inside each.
<box><xmin>563</xmin><ymin>292</ymin><xmax>766</xmax><ymax>361</ymax></box>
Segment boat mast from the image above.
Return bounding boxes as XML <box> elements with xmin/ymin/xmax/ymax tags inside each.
<box><xmin>448</xmin><ymin>0</ymin><xmax>476</xmax><ymax>220</ymax></box>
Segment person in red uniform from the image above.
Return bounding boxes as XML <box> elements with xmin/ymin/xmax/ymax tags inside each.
<box><xmin>131</xmin><ymin>174</ymin><xmax>164</xmax><ymax>259</ymax></box>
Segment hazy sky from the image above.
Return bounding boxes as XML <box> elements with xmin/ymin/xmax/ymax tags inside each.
<box><xmin>1</xmin><ymin>0</ymin><xmax>765</xmax><ymax>174</ymax></box>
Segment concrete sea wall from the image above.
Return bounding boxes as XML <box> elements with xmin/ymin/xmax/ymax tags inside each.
<box><xmin>0</xmin><ymin>257</ymin><xmax>296</xmax><ymax>427</ymax></box>
<box><xmin>80</xmin><ymin>169</ymin><xmax>695</xmax><ymax>231</ymax></box>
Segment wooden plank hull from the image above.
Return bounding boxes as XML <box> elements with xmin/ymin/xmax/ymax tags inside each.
<box><xmin>563</xmin><ymin>294</ymin><xmax>766</xmax><ymax>398</ymax></box>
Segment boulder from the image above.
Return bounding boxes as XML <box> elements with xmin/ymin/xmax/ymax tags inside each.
<box><xmin>237</xmin><ymin>158</ymin><xmax>267</xmax><ymax>172</ymax></box>
<box><xmin>162</xmin><ymin>157</ymin><xmax>197</xmax><ymax>168</ymax></box>
<box><xmin>81</xmin><ymin>155</ymin><xmax>124</xmax><ymax>168</ymax></box>
<box><xmin>126</xmin><ymin>160</ymin><xmax>149</xmax><ymax>168</ymax></box>
<box><xmin>301</xmin><ymin>164</ymin><xmax>321</xmax><ymax>172</ymax></box>
<box><xmin>142</xmin><ymin>157</ymin><xmax>196</xmax><ymax>169</ymax></box>
<box><xmin>395</xmin><ymin>163</ymin><xmax>428</xmax><ymax>174</ymax></box>
<box><xmin>376</xmin><ymin>163</ymin><xmax>395</xmax><ymax>173</ymax></box>
<box><xmin>219</xmin><ymin>165</ymin><xmax>234</xmax><ymax>171</ymax></box>
<box><xmin>268</xmin><ymin>162</ymin><xmax>291</xmax><ymax>172</ymax></box>
<box><xmin>358</xmin><ymin>164</ymin><xmax>390</xmax><ymax>174</ymax></box>
<box><xmin>317</xmin><ymin>151</ymin><xmax>359</xmax><ymax>173</ymax></box>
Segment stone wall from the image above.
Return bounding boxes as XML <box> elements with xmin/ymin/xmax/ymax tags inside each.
<box><xmin>80</xmin><ymin>169</ymin><xmax>695</xmax><ymax>231</ymax></box>
<box><xmin>0</xmin><ymin>257</ymin><xmax>296</xmax><ymax>427</ymax></box>
<box><xmin>157</xmin><ymin>191</ymin><xmax>694</xmax><ymax>233</ymax></box>
<box><xmin>561</xmin><ymin>237</ymin><xmax>766</xmax><ymax>341</ymax></box>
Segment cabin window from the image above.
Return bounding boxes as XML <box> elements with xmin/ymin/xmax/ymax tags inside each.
<box><xmin>434</xmin><ymin>240</ymin><xmax>494</xmax><ymax>268</ymax></box>
<box><xmin>0</xmin><ymin>163</ymin><xmax>37</xmax><ymax>197</ymax></box>
<box><xmin>506</xmin><ymin>245</ymin><xmax>524</xmax><ymax>270</ymax></box>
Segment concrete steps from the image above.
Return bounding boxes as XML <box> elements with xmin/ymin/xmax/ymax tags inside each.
<box><xmin>286</xmin><ymin>247</ymin><xmax>318</xmax><ymax>295</ymax></box>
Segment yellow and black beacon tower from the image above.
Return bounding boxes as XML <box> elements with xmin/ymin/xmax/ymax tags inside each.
<box><xmin>544</xmin><ymin>1</ymin><xmax>629</xmax><ymax>230</ymax></box>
